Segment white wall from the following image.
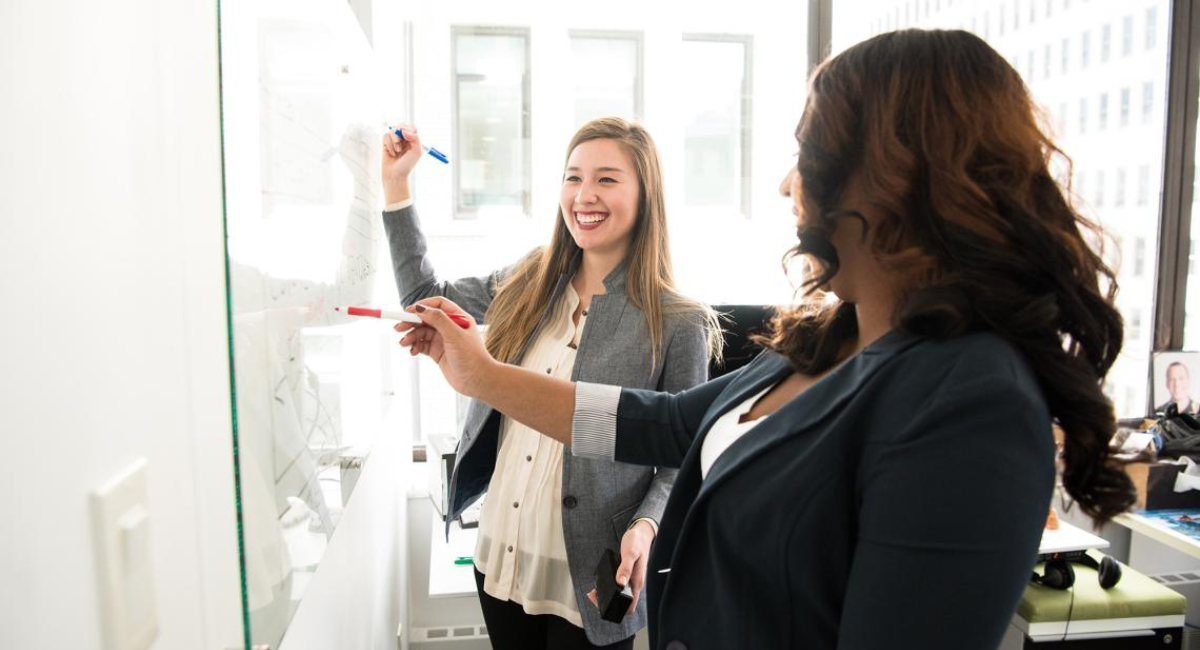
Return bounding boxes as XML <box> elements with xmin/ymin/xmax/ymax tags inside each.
<box><xmin>0</xmin><ymin>0</ymin><xmax>243</xmax><ymax>649</ymax></box>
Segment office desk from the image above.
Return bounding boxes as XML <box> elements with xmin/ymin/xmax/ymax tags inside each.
<box><xmin>1114</xmin><ymin>512</ymin><xmax>1200</xmax><ymax>562</ymax></box>
<box><xmin>428</xmin><ymin>512</ymin><xmax>479</xmax><ymax>598</ymax></box>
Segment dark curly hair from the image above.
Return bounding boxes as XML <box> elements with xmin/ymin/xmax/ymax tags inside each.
<box><xmin>757</xmin><ymin>29</ymin><xmax>1135</xmax><ymax>524</ymax></box>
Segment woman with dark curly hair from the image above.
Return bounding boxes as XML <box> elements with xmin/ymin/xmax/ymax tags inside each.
<box><xmin>394</xmin><ymin>29</ymin><xmax>1136</xmax><ymax>650</ymax></box>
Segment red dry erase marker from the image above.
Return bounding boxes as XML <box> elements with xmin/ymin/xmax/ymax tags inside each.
<box><xmin>335</xmin><ymin>306</ymin><xmax>471</xmax><ymax>329</ymax></box>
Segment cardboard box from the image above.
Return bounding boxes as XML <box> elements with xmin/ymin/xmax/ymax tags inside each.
<box><xmin>1125</xmin><ymin>462</ymin><xmax>1200</xmax><ymax>511</ymax></box>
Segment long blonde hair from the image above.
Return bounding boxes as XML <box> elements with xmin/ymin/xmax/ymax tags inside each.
<box><xmin>484</xmin><ymin>117</ymin><xmax>721</xmax><ymax>367</ymax></box>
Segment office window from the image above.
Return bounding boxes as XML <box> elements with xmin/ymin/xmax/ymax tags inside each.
<box><xmin>1058</xmin><ymin>102</ymin><xmax>1068</xmax><ymax>135</ymax></box>
<box><xmin>999</xmin><ymin>6</ymin><xmax>1005</xmax><ymax>36</ymax></box>
<box><xmin>1133</xmin><ymin>236</ymin><xmax>1146</xmax><ymax>277</ymax></box>
<box><xmin>681</xmin><ymin>35</ymin><xmax>752</xmax><ymax>217</ymax></box>
<box><xmin>1044</xmin><ymin>44</ymin><xmax>1052</xmax><ymax>79</ymax></box>
<box><xmin>1120</xmin><ymin>87</ymin><xmax>1130</xmax><ymax>127</ymax></box>
<box><xmin>1079</xmin><ymin>97</ymin><xmax>1088</xmax><ymax>133</ymax></box>
<box><xmin>983</xmin><ymin>11</ymin><xmax>991</xmax><ymax>39</ymax></box>
<box><xmin>1099</xmin><ymin>93</ymin><xmax>1108</xmax><ymax>130</ymax></box>
<box><xmin>1061</xmin><ymin>37</ymin><xmax>1069</xmax><ymax>73</ymax></box>
<box><xmin>1115</xmin><ymin>168</ymin><xmax>1126</xmax><ymax>207</ymax></box>
<box><xmin>1026</xmin><ymin>49</ymin><xmax>1034</xmax><ymax>81</ymax></box>
<box><xmin>1095</xmin><ymin>170</ymin><xmax>1105</xmax><ymax>207</ymax></box>
<box><xmin>1081</xmin><ymin>31</ymin><xmax>1090</xmax><ymax>69</ymax></box>
<box><xmin>452</xmin><ymin>27</ymin><xmax>531</xmax><ymax>218</ymax></box>
<box><xmin>1146</xmin><ymin>7</ymin><xmax>1158</xmax><ymax>50</ymax></box>
<box><xmin>1030</xmin><ymin>0</ymin><xmax>1036</xmax><ymax>23</ymax></box>
<box><xmin>1101</xmin><ymin>23</ymin><xmax>1111</xmax><ymax>62</ymax></box>
<box><xmin>1014</xmin><ymin>1</ymin><xmax>1021</xmax><ymax>29</ymax></box>
<box><xmin>1122</xmin><ymin>15</ymin><xmax>1134</xmax><ymax>56</ymax></box>
<box><xmin>569</xmin><ymin>31</ymin><xmax>643</xmax><ymax>127</ymax></box>
<box><xmin>1076</xmin><ymin>170</ymin><xmax>1086</xmax><ymax>204</ymax></box>
<box><xmin>1045</xmin><ymin>0</ymin><xmax>1052</xmax><ymax>17</ymax></box>
<box><xmin>1137</xmin><ymin>165</ymin><xmax>1150</xmax><ymax>206</ymax></box>
<box><xmin>1143</xmin><ymin>81</ymin><xmax>1155</xmax><ymax>123</ymax></box>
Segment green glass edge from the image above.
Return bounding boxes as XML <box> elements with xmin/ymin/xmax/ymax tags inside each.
<box><xmin>214</xmin><ymin>1</ymin><xmax>253</xmax><ymax>647</ymax></box>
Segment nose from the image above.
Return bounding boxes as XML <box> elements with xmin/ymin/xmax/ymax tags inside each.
<box><xmin>576</xmin><ymin>178</ymin><xmax>598</xmax><ymax>204</ymax></box>
<box><xmin>779</xmin><ymin>167</ymin><xmax>798</xmax><ymax>197</ymax></box>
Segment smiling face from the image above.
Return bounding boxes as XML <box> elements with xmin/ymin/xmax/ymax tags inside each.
<box><xmin>559</xmin><ymin>138</ymin><xmax>641</xmax><ymax>260</ymax></box>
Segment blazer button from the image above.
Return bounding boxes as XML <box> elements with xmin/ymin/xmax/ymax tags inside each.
<box><xmin>562</xmin><ymin>495</ymin><xmax>578</xmax><ymax>509</ymax></box>
<box><xmin>665</xmin><ymin>642</ymin><xmax>687</xmax><ymax>650</ymax></box>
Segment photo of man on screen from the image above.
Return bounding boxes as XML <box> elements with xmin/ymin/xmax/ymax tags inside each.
<box><xmin>1156</xmin><ymin>360</ymin><xmax>1200</xmax><ymax>416</ymax></box>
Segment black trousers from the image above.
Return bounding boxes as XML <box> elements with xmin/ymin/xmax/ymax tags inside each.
<box><xmin>474</xmin><ymin>569</ymin><xmax>634</xmax><ymax>650</ymax></box>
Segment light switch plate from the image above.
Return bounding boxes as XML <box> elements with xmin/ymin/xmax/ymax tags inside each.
<box><xmin>90</xmin><ymin>457</ymin><xmax>158</xmax><ymax>650</ymax></box>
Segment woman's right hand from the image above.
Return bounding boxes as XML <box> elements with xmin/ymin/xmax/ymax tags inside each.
<box><xmin>396</xmin><ymin>297</ymin><xmax>497</xmax><ymax>399</ymax></box>
<box><xmin>382</xmin><ymin>124</ymin><xmax>424</xmax><ymax>204</ymax></box>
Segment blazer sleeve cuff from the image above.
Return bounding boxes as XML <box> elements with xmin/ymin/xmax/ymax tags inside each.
<box><xmin>572</xmin><ymin>382</ymin><xmax>622</xmax><ymax>460</ymax></box>
<box><xmin>383</xmin><ymin>197</ymin><xmax>415</xmax><ymax>212</ymax></box>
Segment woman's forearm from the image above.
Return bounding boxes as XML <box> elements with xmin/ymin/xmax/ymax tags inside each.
<box><xmin>474</xmin><ymin>361</ymin><xmax>576</xmax><ymax>445</ymax></box>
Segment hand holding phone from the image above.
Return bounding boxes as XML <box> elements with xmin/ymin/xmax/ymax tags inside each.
<box><xmin>594</xmin><ymin>548</ymin><xmax>633</xmax><ymax>623</ymax></box>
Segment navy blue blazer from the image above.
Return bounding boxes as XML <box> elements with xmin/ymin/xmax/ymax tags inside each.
<box><xmin>605</xmin><ymin>329</ymin><xmax>1055</xmax><ymax>650</ymax></box>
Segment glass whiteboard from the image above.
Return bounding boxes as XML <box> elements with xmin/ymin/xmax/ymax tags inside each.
<box><xmin>218</xmin><ymin>0</ymin><xmax>387</xmax><ymax>645</ymax></box>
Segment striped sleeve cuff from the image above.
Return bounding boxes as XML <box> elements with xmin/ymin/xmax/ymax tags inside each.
<box><xmin>383</xmin><ymin>197</ymin><xmax>414</xmax><ymax>212</ymax></box>
<box><xmin>572</xmin><ymin>382</ymin><xmax>622</xmax><ymax>460</ymax></box>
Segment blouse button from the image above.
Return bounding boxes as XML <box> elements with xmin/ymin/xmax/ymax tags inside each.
<box><xmin>582</xmin><ymin>309</ymin><xmax>589</xmax><ymax>316</ymax></box>
<box><xmin>526</xmin><ymin>455</ymin><xmax>532</xmax><ymax>462</ymax></box>
<box><xmin>567</xmin><ymin>342</ymin><xmax>578</xmax><ymax>350</ymax></box>
<box><xmin>562</xmin><ymin>495</ymin><xmax>578</xmax><ymax>509</ymax></box>
<box><xmin>507</xmin><ymin>545</ymin><xmax>514</xmax><ymax>552</ymax></box>
<box><xmin>512</xmin><ymin>502</ymin><xmax>519</xmax><ymax>509</ymax></box>
<box><xmin>546</xmin><ymin>368</ymin><xmax>552</xmax><ymax>374</ymax></box>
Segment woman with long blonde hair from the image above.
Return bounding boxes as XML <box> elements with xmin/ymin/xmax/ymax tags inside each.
<box><xmin>381</xmin><ymin>117</ymin><xmax>719</xmax><ymax>650</ymax></box>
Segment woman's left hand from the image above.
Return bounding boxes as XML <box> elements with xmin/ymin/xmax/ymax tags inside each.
<box><xmin>587</xmin><ymin>519</ymin><xmax>655</xmax><ymax>616</ymax></box>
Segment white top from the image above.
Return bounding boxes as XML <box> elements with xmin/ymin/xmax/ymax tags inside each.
<box><xmin>474</xmin><ymin>284</ymin><xmax>585</xmax><ymax>625</ymax></box>
<box><xmin>699</xmin><ymin>383</ymin><xmax>776</xmax><ymax>479</ymax></box>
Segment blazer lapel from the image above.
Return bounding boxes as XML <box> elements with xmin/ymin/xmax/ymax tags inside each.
<box><xmin>694</xmin><ymin>329</ymin><xmax>920</xmax><ymax>503</ymax></box>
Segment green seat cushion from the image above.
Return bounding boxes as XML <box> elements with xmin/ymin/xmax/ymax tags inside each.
<box><xmin>1019</xmin><ymin>553</ymin><xmax>1186</xmax><ymax>622</ymax></box>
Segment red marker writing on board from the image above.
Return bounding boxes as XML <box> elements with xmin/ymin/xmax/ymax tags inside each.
<box><xmin>335</xmin><ymin>306</ymin><xmax>471</xmax><ymax>329</ymax></box>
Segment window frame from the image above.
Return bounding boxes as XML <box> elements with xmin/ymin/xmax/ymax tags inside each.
<box><xmin>567</xmin><ymin>29</ymin><xmax>646</xmax><ymax>125</ymax></box>
<box><xmin>450</xmin><ymin>25</ymin><xmax>533</xmax><ymax>220</ymax></box>
<box><xmin>681</xmin><ymin>32</ymin><xmax>755</xmax><ymax>220</ymax></box>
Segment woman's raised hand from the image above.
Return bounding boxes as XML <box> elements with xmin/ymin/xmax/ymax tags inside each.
<box><xmin>396</xmin><ymin>297</ymin><xmax>495</xmax><ymax>398</ymax></box>
<box><xmin>381</xmin><ymin>124</ymin><xmax>423</xmax><ymax>204</ymax></box>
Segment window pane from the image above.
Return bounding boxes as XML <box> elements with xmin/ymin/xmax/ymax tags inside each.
<box><xmin>454</xmin><ymin>30</ymin><xmax>529</xmax><ymax>216</ymax></box>
<box><xmin>680</xmin><ymin>38</ymin><xmax>749</xmax><ymax>214</ymax></box>
<box><xmin>832</xmin><ymin>0</ymin><xmax>1169</xmax><ymax>418</ymax></box>
<box><xmin>571</xmin><ymin>34</ymin><xmax>641</xmax><ymax>127</ymax></box>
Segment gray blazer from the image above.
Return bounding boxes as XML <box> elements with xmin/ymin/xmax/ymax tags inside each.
<box><xmin>383</xmin><ymin>205</ymin><xmax>709</xmax><ymax>644</ymax></box>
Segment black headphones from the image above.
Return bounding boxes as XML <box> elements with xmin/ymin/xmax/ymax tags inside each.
<box><xmin>1031</xmin><ymin>554</ymin><xmax>1122</xmax><ymax>590</ymax></box>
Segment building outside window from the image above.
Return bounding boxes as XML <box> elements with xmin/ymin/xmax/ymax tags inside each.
<box><xmin>1120</xmin><ymin>87</ymin><xmax>1130</xmax><ymax>127</ymax></box>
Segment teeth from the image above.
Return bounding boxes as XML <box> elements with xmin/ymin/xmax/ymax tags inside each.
<box><xmin>576</xmin><ymin>213</ymin><xmax>608</xmax><ymax>224</ymax></box>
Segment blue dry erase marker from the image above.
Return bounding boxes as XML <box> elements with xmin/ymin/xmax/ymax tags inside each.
<box><xmin>390</xmin><ymin>126</ymin><xmax>449</xmax><ymax>164</ymax></box>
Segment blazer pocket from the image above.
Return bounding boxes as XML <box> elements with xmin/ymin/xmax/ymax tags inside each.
<box><xmin>610</xmin><ymin>502</ymin><xmax>641</xmax><ymax>543</ymax></box>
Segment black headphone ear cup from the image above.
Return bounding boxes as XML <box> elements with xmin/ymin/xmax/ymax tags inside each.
<box><xmin>1041</xmin><ymin>560</ymin><xmax>1075</xmax><ymax>590</ymax></box>
<box><xmin>1097</xmin><ymin>556</ymin><xmax>1122</xmax><ymax>589</ymax></box>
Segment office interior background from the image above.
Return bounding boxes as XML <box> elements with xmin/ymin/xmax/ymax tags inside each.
<box><xmin>5</xmin><ymin>0</ymin><xmax>1200</xmax><ymax>648</ymax></box>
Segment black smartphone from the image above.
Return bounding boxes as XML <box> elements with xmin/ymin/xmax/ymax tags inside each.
<box><xmin>594</xmin><ymin>548</ymin><xmax>634</xmax><ymax>623</ymax></box>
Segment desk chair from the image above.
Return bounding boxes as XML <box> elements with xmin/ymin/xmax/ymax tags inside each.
<box><xmin>710</xmin><ymin>305</ymin><xmax>776</xmax><ymax>380</ymax></box>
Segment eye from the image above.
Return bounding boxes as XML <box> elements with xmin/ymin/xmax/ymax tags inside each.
<box><xmin>564</xmin><ymin>175</ymin><xmax>581</xmax><ymax>182</ymax></box>
<box><xmin>599</xmin><ymin>177</ymin><xmax>617</xmax><ymax>183</ymax></box>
